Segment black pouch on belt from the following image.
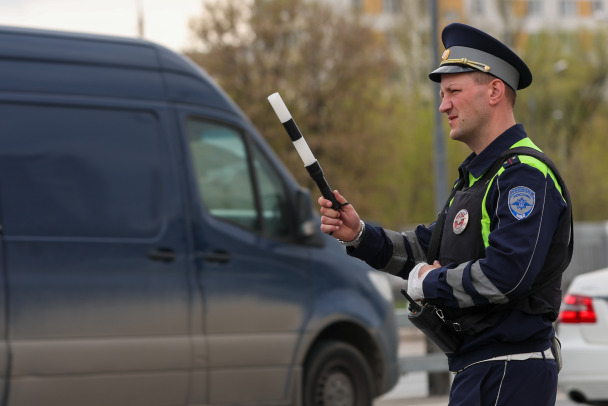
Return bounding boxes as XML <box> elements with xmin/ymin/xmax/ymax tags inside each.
<box><xmin>401</xmin><ymin>289</ymin><xmax>463</xmax><ymax>354</ymax></box>
<box><xmin>551</xmin><ymin>335</ymin><xmax>563</xmax><ymax>373</ymax></box>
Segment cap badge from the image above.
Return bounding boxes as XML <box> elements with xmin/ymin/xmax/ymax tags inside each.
<box><xmin>453</xmin><ymin>209</ymin><xmax>469</xmax><ymax>235</ymax></box>
<box><xmin>442</xmin><ymin>49</ymin><xmax>450</xmax><ymax>61</ymax></box>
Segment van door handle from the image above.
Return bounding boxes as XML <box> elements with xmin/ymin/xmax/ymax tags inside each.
<box><xmin>203</xmin><ymin>250</ymin><xmax>231</xmax><ymax>264</ymax></box>
<box><xmin>148</xmin><ymin>248</ymin><xmax>177</xmax><ymax>262</ymax></box>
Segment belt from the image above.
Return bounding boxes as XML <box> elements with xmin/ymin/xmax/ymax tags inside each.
<box><xmin>454</xmin><ymin>348</ymin><xmax>555</xmax><ymax>374</ymax></box>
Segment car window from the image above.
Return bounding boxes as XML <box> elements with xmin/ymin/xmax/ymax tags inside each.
<box><xmin>186</xmin><ymin>118</ymin><xmax>289</xmax><ymax>237</ymax></box>
<box><xmin>0</xmin><ymin>104</ymin><xmax>164</xmax><ymax>239</ymax></box>
<box><xmin>250</xmin><ymin>141</ymin><xmax>289</xmax><ymax>237</ymax></box>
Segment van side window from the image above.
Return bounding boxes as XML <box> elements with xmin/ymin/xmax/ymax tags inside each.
<box><xmin>186</xmin><ymin>118</ymin><xmax>289</xmax><ymax>237</ymax></box>
<box><xmin>0</xmin><ymin>104</ymin><xmax>163</xmax><ymax>239</ymax></box>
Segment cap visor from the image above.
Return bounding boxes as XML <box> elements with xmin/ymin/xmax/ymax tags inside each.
<box><xmin>428</xmin><ymin>65</ymin><xmax>476</xmax><ymax>82</ymax></box>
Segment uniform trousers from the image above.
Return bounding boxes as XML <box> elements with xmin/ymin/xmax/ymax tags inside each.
<box><xmin>448</xmin><ymin>357</ymin><xmax>558</xmax><ymax>406</ymax></box>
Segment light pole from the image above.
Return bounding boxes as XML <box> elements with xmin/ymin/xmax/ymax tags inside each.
<box><xmin>430</xmin><ymin>0</ymin><xmax>447</xmax><ymax>215</ymax></box>
<box><xmin>136</xmin><ymin>0</ymin><xmax>145</xmax><ymax>39</ymax></box>
<box><xmin>427</xmin><ymin>0</ymin><xmax>451</xmax><ymax>397</ymax></box>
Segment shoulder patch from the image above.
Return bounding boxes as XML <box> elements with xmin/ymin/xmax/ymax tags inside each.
<box><xmin>508</xmin><ymin>186</ymin><xmax>535</xmax><ymax>220</ymax></box>
<box><xmin>503</xmin><ymin>155</ymin><xmax>521</xmax><ymax>169</ymax></box>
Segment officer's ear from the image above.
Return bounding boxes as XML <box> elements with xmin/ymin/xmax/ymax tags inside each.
<box><xmin>488</xmin><ymin>78</ymin><xmax>507</xmax><ymax>106</ymax></box>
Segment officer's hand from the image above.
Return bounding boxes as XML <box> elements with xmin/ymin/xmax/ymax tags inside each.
<box><xmin>318</xmin><ymin>190</ymin><xmax>361</xmax><ymax>242</ymax></box>
<box><xmin>407</xmin><ymin>261</ymin><xmax>441</xmax><ymax>301</ymax></box>
<box><xmin>418</xmin><ymin>261</ymin><xmax>441</xmax><ymax>277</ymax></box>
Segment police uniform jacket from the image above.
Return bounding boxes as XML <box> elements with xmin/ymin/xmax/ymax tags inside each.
<box><xmin>349</xmin><ymin>124</ymin><xmax>570</xmax><ymax>372</ymax></box>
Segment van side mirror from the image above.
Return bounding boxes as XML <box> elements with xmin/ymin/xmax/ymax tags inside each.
<box><xmin>295</xmin><ymin>189</ymin><xmax>323</xmax><ymax>245</ymax></box>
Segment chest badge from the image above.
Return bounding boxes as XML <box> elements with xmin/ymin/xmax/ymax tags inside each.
<box><xmin>453</xmin><ymin>209</ymin><xmax>469</xmax><ymax>235</ymax></box>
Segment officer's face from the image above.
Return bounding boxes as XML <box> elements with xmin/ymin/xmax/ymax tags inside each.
<box><xmin>438</xmin><ymin>73</ymin><xmax>491</xmax><ymax>150</ymax></box>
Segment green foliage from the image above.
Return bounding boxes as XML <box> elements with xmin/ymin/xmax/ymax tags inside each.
<box><xmin>515</xmin><ymin>29</ymin><xmax>608</xmax><ymax>221</ymax></box>
<box><xmin>567</xmin><ymin>105</ymin><xmax>608</xmax><ymax>221</ymax></box>
<box><xmin>186</xmin><ymin>1</ymin><xmax>608</xmax><ymax>226</ymax></box>
<box><xmin>516</xmin><ymin>30</ymin><xmax>608</xmax><ymax>164</ymax></box>
<box><xmin>186</xmin><ymin>0</ymin><xmax>438</xmax><ymax>227</ymax></box>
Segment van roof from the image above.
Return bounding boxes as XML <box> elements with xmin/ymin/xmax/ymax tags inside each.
<box><xmin>0</xmin><ymin>25</ymin><xmax>241</xmax><ymax>113</ymax></box>
<box><xmin>0</xmin><ymin>25</ymin><xmax>162</xmax><ymax>67</ymax></box>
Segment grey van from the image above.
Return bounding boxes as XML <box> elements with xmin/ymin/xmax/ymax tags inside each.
<box><xmin>0</xmin><ymin>26</ymin><xmax>400</xmax><ymax>406</ymax></box>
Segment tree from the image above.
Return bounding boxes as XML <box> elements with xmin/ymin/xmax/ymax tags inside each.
<box><xmin>516</xmin><ymin>29</ymin><xmax>608</xmax><ymax>169</ymax></box>
<box><xmin>186</xmin><ymin>0</ymin><xmax>427</xmax><ymax>226</ymax></box>
<box><xmin>568</xmin><ymin>107</ymin><xmax>608</xmax><ymax>221</ymax></box>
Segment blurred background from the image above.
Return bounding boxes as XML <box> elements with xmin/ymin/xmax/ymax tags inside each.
<box><xmin>1</xmin><ymin>0</ymin><xmax>605</xmax><ymax>232</ymax></box>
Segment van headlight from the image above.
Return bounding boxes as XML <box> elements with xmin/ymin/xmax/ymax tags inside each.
<box><xmin>367</xmin><ymin>270</ymin><xmax>393</xmax><ymax>303</ymax></box>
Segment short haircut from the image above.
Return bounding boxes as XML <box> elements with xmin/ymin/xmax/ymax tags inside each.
<box><xmin>470</xmin><ymin>71</ymin><xmax>517</xmax><ymax>107</ymax></box>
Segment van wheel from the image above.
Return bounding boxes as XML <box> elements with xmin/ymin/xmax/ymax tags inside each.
<box><xmin>303</xmin><ymin>340</ymin><xmax>373</xmax><ymax>406</ymax></box>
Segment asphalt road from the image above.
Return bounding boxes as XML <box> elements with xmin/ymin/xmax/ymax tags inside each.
<box><xmin>376</xmin><ymin>392</ymin><xmax>580</xmax><ymax>406</ymax></box>
<box><xmin>382</xmin><ymin>327</ymin><xmax>584</xmax><ymax>406</ymax></box>
<box><xmin>374</xmin><ymin>397</ymin><xmax>582</xmax><ymax>406</ymax></box>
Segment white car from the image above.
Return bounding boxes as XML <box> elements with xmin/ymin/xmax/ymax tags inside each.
<box><xmin>558</xmin><ymin>268</ymin><xmax>608</xmax><ymax>406</ymax></box>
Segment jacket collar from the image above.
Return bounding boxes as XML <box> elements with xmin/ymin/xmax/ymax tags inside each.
<box><xmin>459</xmin><ymin>124</ymin><xmax>528</xmax><ymax>181</ymax></box>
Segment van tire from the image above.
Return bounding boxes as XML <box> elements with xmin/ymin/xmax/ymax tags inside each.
<box><xmin>303</xmin><ymin>340</ymin><xmax>373</xmax><ymax>406</ymax></box>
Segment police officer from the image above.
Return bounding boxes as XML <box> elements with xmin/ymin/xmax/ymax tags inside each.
<box><xmin>319</xmin><ymin>23</ymin><xmax>572</xmax><ymax>406</ymax></box>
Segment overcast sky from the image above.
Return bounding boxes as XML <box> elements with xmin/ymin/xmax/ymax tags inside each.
<box><xmin>0</xmin><ymin>0</ymin><xmax>206</xmax><ymax>51</ymax></box>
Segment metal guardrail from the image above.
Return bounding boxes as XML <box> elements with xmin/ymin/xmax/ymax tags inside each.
<box><xmin>400</xmin><ymin>353</ymin><xmax>448</xmax><ymax>373</ymax></box>
<box><xmin>395</xmin><ymin>309</ymin><xmax>450</xmax><ymax>373</ymax></box>
<box><xmin>394</xmin><ymin>308</ymin><xmax>412</xmax><ymax>328</ymax></box>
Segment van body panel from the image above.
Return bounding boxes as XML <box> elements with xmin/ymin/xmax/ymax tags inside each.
<box><xmin>0</xmin><ymin>59</ymin><xmax>165</xmax><ymax>100</ymax></box>
<box><xmin>155</xmin><ymin>46</ymin><xmax>243</xmax><ymax>114</ymax></box>
<box><xmin>0</xmin><ymin>239</ymin><xmax>7</xmax><ymax>402</ymax></box>
<box><xmin>8</xmin><ymin>373</ymin><xmax>190</xmax><ymax>406</ymax></box>
<box><xmin>197</xmin><ymin>235</ymin><xmax>311</xmax><ymax>403</ymax></box>
<box><xmin>0</xmin><ymin>95</ymin><xmax>193</xmax><ymax>405</ymax></box>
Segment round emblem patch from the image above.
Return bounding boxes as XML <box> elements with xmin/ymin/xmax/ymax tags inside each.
<box><xmin>508</xmin><ymin>186</ymin><xmax>535</xmax><ymax>220</ymax></box>
<box><xmin>453</xmin><ymin>209</ymin><xmax>469</xmax><ymax>235</ymax></box>
<box><xmin>442</xmin><ymin>49</ymin><xmax>450</xmax><ymax>61</ymax></box>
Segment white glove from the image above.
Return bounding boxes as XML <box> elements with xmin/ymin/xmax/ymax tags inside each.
<box><xmin>406</xmin><ymin>262</ymin><xmax>430</xmax><ymax>302</ymax></box>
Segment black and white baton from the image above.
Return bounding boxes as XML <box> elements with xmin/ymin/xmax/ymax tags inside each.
<box><xmin>267</xmin><ymin>92</ymin><xmax>341</xmax><ymax>211</ymax></box>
